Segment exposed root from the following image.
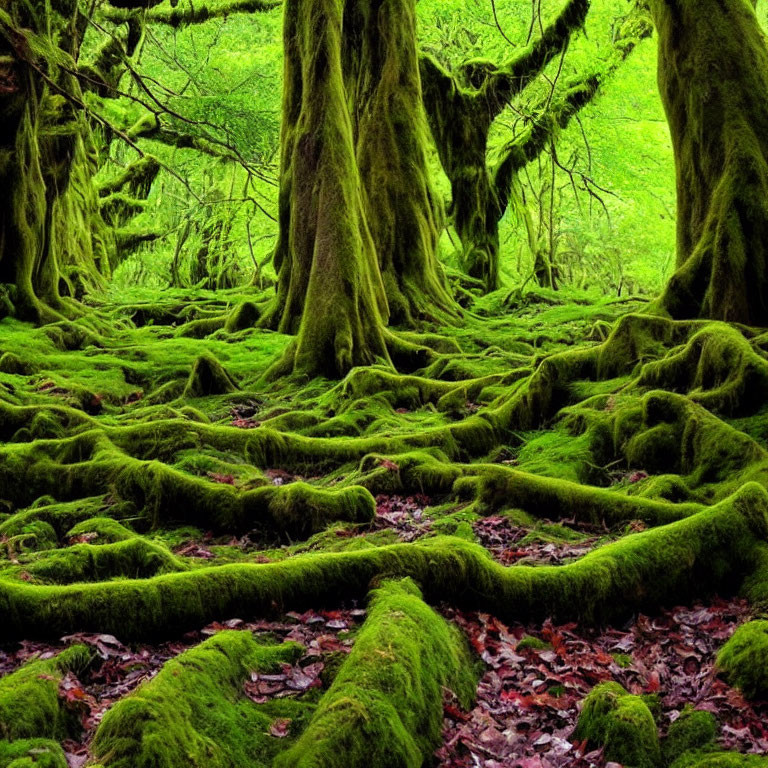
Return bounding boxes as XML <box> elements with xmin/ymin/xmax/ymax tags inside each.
<box><xmin>3</xmin><ymin>295</ymin><xmax>768</xmax><ymax>764</ymax></box>
<box><xmin>1</xmin><ymin>483</ymin><xmax>766</xmax><ymax>641</ymax></box>
<box><xmin>275</xmin><ymin>579</ymin><xmax>476</xmax><ymax>767</ymax></box>
<box><xmin>92</xmin><ymin>632</ymin><xmax>307</xmax><ymax>768</ymax></box>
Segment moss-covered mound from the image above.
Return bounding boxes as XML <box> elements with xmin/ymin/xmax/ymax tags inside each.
<box><xmin>92</xmin><ymin>632</ymin><xmax>311</xmax><ymax>768</ymax></box>
<box><xmin>715</xmin><ymin>621</ymin><xmax>768</xmax><ymax>701</ymax></box>
<box><xmin>574</xmin><ymin>681</ymin><xmax>661</xmax><ymax>768</ymax></box>
<box><xmin>664</xmin><ymin>706</ymin><xmax>718</xmax><ymax>765</ymax></box>
<box><xmin>0</xmin><ymin>646</ymin><xmax>92</xmax><ymax>741</ymax></box>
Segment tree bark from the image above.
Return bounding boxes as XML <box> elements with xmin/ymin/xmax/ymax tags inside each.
<box><xmin>0</xmin><ymin>4</ymin><xmax>108</xmax><ymax>321</ymax></box>
<box><xmin>355</xmin><ymin>0</ymin><xmax>457</xmax><ymax>325</ymax></box>
<box><xmin>263</xmin><ymin>0</ymin><xmax>391</xmax><ymax>377</ymax></box>
<box><xmin>264</xmin><ymin>0</ymin><xmax>457</xmax><ymax>377</ymax></box>
<box><xmin>653</xmin><ymin>0</ymin><xmax>768</xmax><ymax>325</ymax></box>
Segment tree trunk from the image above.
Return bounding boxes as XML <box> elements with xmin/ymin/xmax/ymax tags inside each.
<box><xmin>354</xmin><ymin>0</ymin><xmax>457</xmax><ymax>326</ymax></box>
<box><xmin>419</xmin><ymin>0</ymin><xmax>591</xmax><ymax>294</ymax></box>
<box><xmin>264</xmin><ymin>0</ymin><xmax>392</xmax><ymax>377</ymax></box>
<box><xmin>0</xmin><ymin>3</ymin><xmax>108</xmax><ymax>322</ymax></box>
<box><xmin>419</xmin><ymin>56</ymin><xmax>501</xmax><ymax>293</ymax></box>
<box><xmin>653</xmin><ymin>0</ymin><xmax>768</xmax><ymax>325</ymax></box>
<box><xmin>264</xmin><ymin>0</ymin><xmax>457</xmax><ymax>377</ymax></box>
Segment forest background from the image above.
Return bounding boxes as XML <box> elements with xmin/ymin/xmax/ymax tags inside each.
<box><xmin>99</xmin><ymin>0</ymin><xmax>755</xmax><ymax>299</ymax></box>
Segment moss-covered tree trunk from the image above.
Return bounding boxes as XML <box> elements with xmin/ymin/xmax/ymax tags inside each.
<box><xmin>354</xmin><ymin>0</ymin><xmax>456</xmax><ymax>326</ymax></box>
<box><xmin>0</xmin><ymin>3</ymin><xmax>108</xmax><ymax>323</ymax></box>
<box><xmin>419</xmin><ymin>0</ymin><xmax>591</xmax><ymax>293</ymax></box>
<box><xmin>653</xmin><ymin>0</ymin><xmax>768</xmax><ymax>325</ymax></box>
<box><xmin>264</xmin><ymin>0</ymin><xmax>392</xmax><ymax>378</ymax></box>
<box><xmin>419</xmin><ymin>58</ymin><xmax>501</xmax><ymax>293</ymax></box>
<box><xmin>264</xmin><ymin>0</ymin><xmax>457</xmax><ymax>377</ymax></box>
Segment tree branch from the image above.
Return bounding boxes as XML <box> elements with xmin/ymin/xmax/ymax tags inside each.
<box><xmin>493</xmin><ymin>0</ymin><xmax>653</xmax><ymax>205</ymax></box>
<box><xmin>102</xmin><ymin>0</ymin><xmax>281</xmax><ymax>27</ymax></box>
<box><xmin>460</xmin><ymin>0</ymin><xmax>590</xmax><ymax>116</ymax></box>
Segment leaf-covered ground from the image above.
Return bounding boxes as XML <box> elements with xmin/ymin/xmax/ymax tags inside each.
<box><xmin>438</xmin><ymin>599</ymin><xmax>768</xmax><ymax>767</ymax></box>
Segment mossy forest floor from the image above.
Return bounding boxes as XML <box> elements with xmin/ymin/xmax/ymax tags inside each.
<box><xmin>1</xmin><ymin>285</ymin><xmax>768</xmax><ymax>767</ymax></box>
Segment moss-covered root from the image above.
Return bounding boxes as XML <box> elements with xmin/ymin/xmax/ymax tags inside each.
<box><xmin>2</xmin><ymin>482</ymin><xmax>768</xmax><ymax>641</ymax></box>
<box><xmin>715</xmin><ymin>620</ymin><xmax>768</xmax><ymax>700</ymax></box>
<box><xmin>65</xmin><ymin>517</ymin><xmax>135</xmax><ymax>543</ymax></box>
<box><xmin>275</xmin><ymin>578</ymin><xmax>477</xmax><ymax>768</ymax></box>
<box><xmin>182</xmin><ymin>353</ymin><xmax>239</xmax><ymax>398</ymax></box>
<box><xmin>92</xmin><ymin>631</ymin><xmax>306</xmax><ymax>768</ymax></box>
<box><xmin>118</xmin><ymin>464</ymin><xmax>377</xmax><ymax>536</ymax></box>
<box><xmin>466</xmin><ymin>463</ymin><xmax>701</xmax><ymax>527</ymax></box>
<box><xmin>26</xmin><ymin>537</ymin><xmax>186</xmax><ymax>584</ymax></box>
<box><xmin>637</xmin><ymin>324</ymin><xmax>768</xmax><ymax>416</ymax></box>
<box><xmin>574</xmin><ymin>681</ymin><xmax>661</xmax><ymax>768</ymax></box>
<box><xmin>663</xmin><ymin>706</ymin><xmax>717</xmax><ymax>766</ymax></box>
<box><xmin>0</xmin><ymin>645</ymin><xmax>92</xmax><ymax>741</ymax></box>
<box><xmin>0</xmin><ymin>739</ymin><xmax>68</xmax><ymax>768</ymax></box>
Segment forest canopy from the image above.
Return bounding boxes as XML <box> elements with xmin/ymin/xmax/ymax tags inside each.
<box><xmin>1</xmin><ymin>0</ymin><xmax>768</xmax><ymax>766</ymax></box>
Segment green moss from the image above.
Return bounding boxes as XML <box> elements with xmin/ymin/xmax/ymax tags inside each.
<box><xmin>1</xmin><ymin>482</ymin><xmax>765</xmax><ymax>641</ymax></box>
<box><xmin>224</xmin><ymin>301</ymin><xmax>260</xmax><ymax>333</ymax></box>
<box><xmin>715</xmin><ymin>620</ymin><xmax>768</xmax><ymax>700</ymax></box>
<box><xmin>182</xmin><ymin>354</ymin><xmax>239</xmax><ymax>398</ymax></box>
<box><xmin>0</xmin><ymin>353</ymin><xmax>36</xmax><ymax>376</ymax></box>
<box><xmin>574</xmin><ymin>681</ymin><xmax>660</xmax><ymax>768</ymax></box>
<box><xmin>66</xmin><ymin>517</ymin><xmax>135</xmax><ymax>543</ymax></box>
<box><xmin>0</xmin><ymin>739</ymin><xmax>68</xmax><ymax>768</ymax></box>
<box><xmin>92</xmin><ymin>631</ymin><xmax>311</xmax><ymax>768</ymax></box>
<box><xmin>0</xmin><ymin>432</ymin><xmax>375</xmax><ymax>538</ymax></box>
<box><xmin>275</xmin><ymin>578</ymin><xmax>476</xmax><ymax>768</ymax></box>
<box><xmin>471</xmin><ymin>463</ymin><xmax>700</xmax><ymax>527</ymax></box>
<box><xmin>339</xmin><ymin>367</ymin><xmax>503</xmax><ymax>413</ymax></box>
<box><xmin>516</xmin><ymin>635</ymin><xmax>551</xmax><ymax>651</ymax></box>
<box><xmin>0</xmin><ymin>497</ymin><xmax>126</xmax><ymax>549</ymax></box>
<box><xmin>519</xmin><ymin>522</ymin><xmax>591</xmax><ymax>546</ymax></box>
<box><xmin>514</xmin><ymin>429</ymin><xmax>595</xmax><ymax>484</ymax></box>
<box><xmin>638</xmin><ymin>325</ymin><xmax>768</xmax><ymax>416</ymax></box>
<box><xmin>663</xmin><ymin>706</ymin><xmax>717</xmax><ymax>765</ymax></box>
<box><xmin>563</xmin><ymin>388</ymin><xmax>768</xmax><ymax>501</ymax></box>
<box><xmin>0</xmin><ymin>645</ymin><xmax>92</xmax><ymax>741</ymax></box>
<box><xmin>25</xmin><ymin>537</ymin><xmax>185</xmax><ymax>584</ymax></box>
<box><xmin>742</xmin><ymin>543</ymin><xmax>768</xmax><ymax>608</ymax></box>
